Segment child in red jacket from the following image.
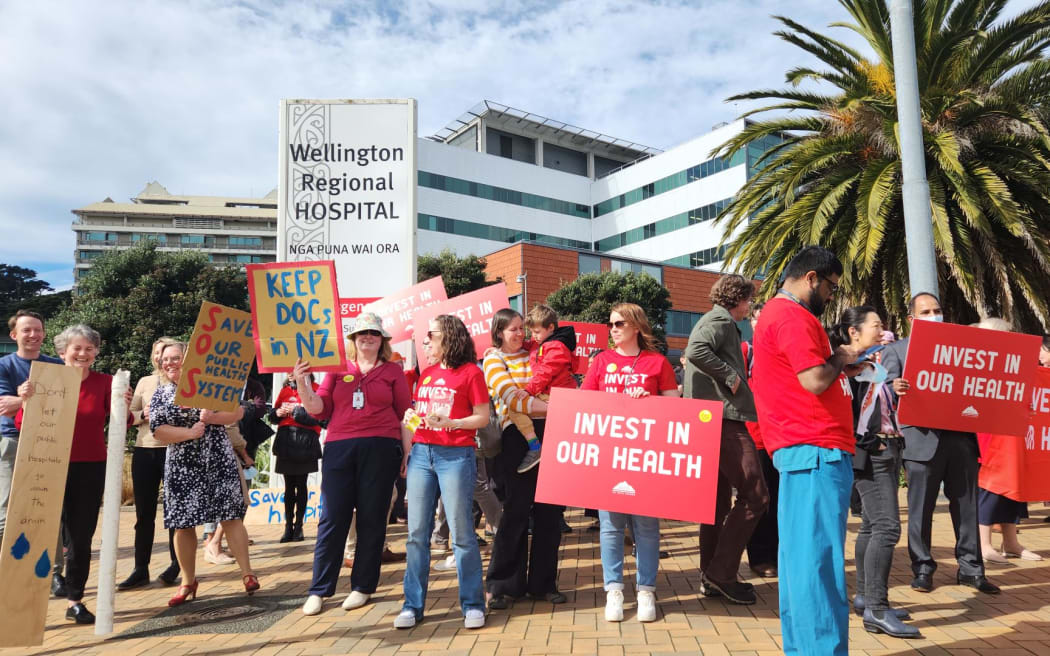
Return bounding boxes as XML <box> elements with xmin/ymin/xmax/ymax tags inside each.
<box><xmin>509</xmin><ymin>304</ymin><xmax>577</xmax><ymax>473</ymax></box>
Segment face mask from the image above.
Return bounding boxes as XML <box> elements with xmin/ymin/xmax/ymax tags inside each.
<box><xmin>855</xmin><ymin>361</ymin><xmax>887</xmax><ymax>384</ymax></box>
<box><xmin>916</xmin><ymin>314</ymin><xmax>944</xmax><ymax>323</ymax></box>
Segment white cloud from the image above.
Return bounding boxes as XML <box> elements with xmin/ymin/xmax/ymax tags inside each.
<box><xmin>0</xmin><ymin>0</ymin><xmax>908</xmax><ymax>288</ymax></box>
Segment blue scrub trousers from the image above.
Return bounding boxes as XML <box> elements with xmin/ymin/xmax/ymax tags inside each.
<box><xmin>773</xmin><ymin>445</ymin><xmax>853</xmax><ymax>656</ymax></box>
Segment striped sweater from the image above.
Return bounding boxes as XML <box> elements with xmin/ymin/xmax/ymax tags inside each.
<box><xmin>483</xmin><ymin>349</ymin><xmax>535</xmax><ymax>429</ymax></box>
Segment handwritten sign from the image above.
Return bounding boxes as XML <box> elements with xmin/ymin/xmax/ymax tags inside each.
<box><xmin>243</xmin><ymin>485</ymin><xmax>323</xmax><ymax>525</ymax></box>
<box><xmin>411</xmin><ymin>283</ymin><xmax>510</xmax><ymax>359</ymax></box>
<box><xmin>563</xmin><ymin>321</ymin><xmax>610</xmax><ymax>374</ymax></box>
<box><xmin>246</xmin><ymin>260</ymin><xmax>346</xmax><ymax>373</ymax></box>
<box><xmin>0</xmin><ymin>362</ymin><xmax>82</xmax><ymax>647</ymax></box>
<box><xmin>362</xmin><ymin>277</ymin><xmax>448</xmax><ymax>344</ymax></box>
<box><xmin>176</xmin><ymin>302</ymin><xmax>256</xmax><ymax>411</ymax></box>
<box><xmin>898</xmin><ymin>321</ymin><xmax>1041</xmax><ymax>434</ymax></box>
<box><xmin>535</xmin><ymin>388</ymin><xmax>723</xmax><ymax>523</ymax></box>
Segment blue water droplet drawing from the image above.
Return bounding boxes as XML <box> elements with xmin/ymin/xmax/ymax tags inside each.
<box><xmin>34</xmin><ymin>549</ymin><xmax>50</xmax><ymax>578</ymax></box>
<box><xmin>11</xmin><ymin>532</ymin><xmax>29</xmax><ymax>559</ymax></box>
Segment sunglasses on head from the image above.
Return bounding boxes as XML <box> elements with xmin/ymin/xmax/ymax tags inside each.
<box><xmin>607</xmin><ymin>320</ymin><xmax>628</xmax><ymax>330</ymax></box>
<box><xmin>357</xmin><ymin>329</ymin><xmax>382</xmax><ymax>337</ymax></box>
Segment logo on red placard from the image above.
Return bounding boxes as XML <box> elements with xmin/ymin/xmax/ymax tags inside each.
<box><xmin>962</xmin><ymin>406</ymin><xmax>979</xmax><ymax>418</ymax></box>
<box><xmin>612</xmin><ymin>481</ymin><xmax>636</xmax><ymax>496</ymax></box>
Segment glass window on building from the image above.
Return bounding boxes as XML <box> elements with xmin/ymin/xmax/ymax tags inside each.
<box><xmin>229</xmin><ymin>236</ymin><xmax>263</xmax><ymax>247</ymax></box>
<box><xmin>132</xmin><ymin>233</ymin><xmax>167</xmax><ymax>244</ymax></box>
<box><xmin>579</xmin><ymin>253</ymin><xmax>602</xmax><ymax>275</ymax></box>
<box><xmin>594</xmin><ymin>155</ymin><xmax>625</xmax><ymax>178</ymax></box>
<box><xmin>542</xmin><ymin>143</ymin><xmax>587</xmax><ymax>176</ymax></box>
<box><xmin>84</xmin><ymin>231</ymin><xmax>115</xmax><ymax>241</ymax></box>
<box><xmin>666</xmin><ymin>310</ymin><xmax>702</xmax><ymax>336</ymax></box>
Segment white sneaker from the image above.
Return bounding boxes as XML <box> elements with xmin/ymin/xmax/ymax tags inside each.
<box><xmin>434</xmin><ymin>555</ymin><xmax>457</xmax><ymax>571</ymax></box>
<box><xmin>393</xmin><ymin>609</ymin><xmax>418</xmax><ymax>629</ymax></box>
<box><xmin>464</xmin><ymin>608</ymin><xmax>486</xmax><ymax>629</ymax></box>
<box><xmin>605</xmin><ymin>589</ymin><xmax>624</xmax><ymax>622</ymax></box>
<box><xmin>341</xmin><ymin>590</ymin><xmax>370</xmax><ymax>610</ymax></box>
<box><xmin>637</xmin><ymin>590</ymin><xmax>656</xmax><ymax>622</ymax></box>
<box><xmin>302</xmin><ymin>595</ymin><xmax>323</xmax><ymax>616</ymax></box>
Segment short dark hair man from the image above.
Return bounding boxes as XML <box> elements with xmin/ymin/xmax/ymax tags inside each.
<box><xmin>882</xmin><ymin>292</ymin><xmax>999</xmax><ymax>594</ymax></box>
<box><xmin>684</xmin><ymin>274</ymin><xmax>768</xmax><ymax>605</ymax></box>
<box><xmin>750</xmin><ymin>246</ymin><xmax>859</xmax><ymax>655</ymax></box>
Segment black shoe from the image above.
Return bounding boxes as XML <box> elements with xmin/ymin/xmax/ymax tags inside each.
<box><xmin>158</xmin><ymin>563</ymin><xmax>181</xmax><ymax>585</ymax></box>
<box><xmin>910</xmin><ymin>573</ymin><xmax>933</xmax><ymax>592</ymax></box>
<box><xmin>292</xmin><ymin>524</ymin><xmax>305</xmax><ymax>541</ymax></box>
<box><xmin>862</xmin><ymin>608</ymin><xmax>920</xmax><ymax>639</ymax></box>
<box><xmin>52</xmin><ymin>573</ymin><xmax>68</xmax><ymax>598</ymax></box>
<box><xmin>65</xmin><ymin>603</ymin><xmax>95</xmax><ymax>624</ymax></box>
<box><xmin>488</xmin><ymin>594</ymin><xmax>510</xmax><ymax>610</ymax></box>
<box><xmin>560</xmin><ymin>517</ymin><xmax>572</xmax><ymax>533</ymax></box>
<box><xmin>852</xmin><ymin>594</ymin><xmax>911</xmax><ymax>620</ymax></box>
<box><xmin>703</xmin><ymin>576</ymin><xmax>756</xmax><ymax>605</ymax></box>
<box><xmin>279</xmin><ymin>525</ymin><xmax>294</xmax><ymax>543</ymax></box>
<box><xmin>957</xmin><ymin>572</ymin><xmax>1000</xmax><ymax>594</ymax></box>
<box><xmin>527</xmin><ymin>590</ymin><xmax>567</xmax><ymax>604</ymax></box>
<box><xmin>117</xmin><ymin>568</ymin><xmax>150</xmax><ymax>591</ymax></box>
<box><xmin>658</xmin><ymin>550</ymin><xmax>671</xmax><ymax>559</ymax></box>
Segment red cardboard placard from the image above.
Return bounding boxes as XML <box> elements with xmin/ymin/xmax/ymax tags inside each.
<box><xmin>338</xmin><ymin>297</ymin><xmax>380</xmax><ymax>339</ymax></box>
<box><xmin>898</xmin><ymin>321</ymin><xmax>1041</xmax><ymax>435</ymax></box>
<box><xmin>411</xmin><ymin>283</ymin><xmax>509</xmax><ymax>359</ymax></box>
<box><xmin>980</xmin><ymin>367</ymin><xmax>1050</xmax><ymax>502</ymax></box>
<box><xmin>535</xmin><ymin>388</ymin><xmax>723</xmax><ymax>524</ymax></box>
<box><xmin>361</xmin><ymin>277</ymin><xmax>448</xmax><ymax>344</ymax></box>
<box><xmin>562</xmin><ymin>321</ymin><xmax>610</xmax><ymax>375</ymax></box>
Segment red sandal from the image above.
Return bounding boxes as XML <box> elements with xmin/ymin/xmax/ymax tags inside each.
<box><xmin>168</xmin><ymin>579</ymin><xmax>199</xmax><ymax>607</ymax></box>
<box><xmin>243</xmin><ymin>573</ymin><xmax>260</xmax><ymax>595</ymax></box>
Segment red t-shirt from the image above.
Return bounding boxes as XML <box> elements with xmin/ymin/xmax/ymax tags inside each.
<box><xmin>581</xmin><ymin>350</ymin><xmax>677</xmax><ymax>396</ymax></box>
<box><xmin>413</xmin><ymin>363</ymin><xmax>490</xmax><ymax>448</ymax></box>
<box><xmin>274</xmin><ymin>382</ymin><xmax>322</xmax><ymax>433</ymax></box>
<box><xmin>751</xmin><ymin>297</ymin><xmax>854</xmax><ymax>454</ymax></box>
<box><xmin>315</xmin><ymin>360</ymin><xmax>412</xmax><ymax>442</ymax></box>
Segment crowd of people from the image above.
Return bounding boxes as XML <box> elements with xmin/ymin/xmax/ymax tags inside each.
<box><xmin>0</xmin><ymin>244</ymin><xmax>1043</xmax><ymax>653</ymax></box>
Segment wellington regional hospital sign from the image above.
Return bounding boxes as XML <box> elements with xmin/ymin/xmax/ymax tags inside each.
<box><xmin>277</xmin><ymin>99</ymin><xmax>417</xmax><ymax>312</ymax></box>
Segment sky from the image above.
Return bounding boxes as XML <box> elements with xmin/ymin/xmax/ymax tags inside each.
<box><xmin>0</xmin><ymin>0</ymin><xmax>1019</xmax><ymax>291</ymax></box>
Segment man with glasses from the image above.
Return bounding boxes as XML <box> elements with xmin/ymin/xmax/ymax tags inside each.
<box><xmin>750</xmin><ymin>246</ymin><xmax>859</xmax><ymax>656</ymax></box>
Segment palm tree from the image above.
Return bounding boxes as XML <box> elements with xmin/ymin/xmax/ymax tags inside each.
<box><xmin>716</xmin><ymin>0</ymin><xmax>1050</xmax><ymax>331</ymax></box>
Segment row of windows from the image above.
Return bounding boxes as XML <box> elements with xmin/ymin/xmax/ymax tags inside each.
<box><xmin>80</xmin><ymin>249</ymin><xmax>269</xmax><ymax>264</ymax></box>
<box><xmin>593</xmin><ymin>197</ymin><xmax>732</xmax><ymax>252</ymax></box>
<box><xmin>666</xmin><ymin>310</ymin><xmax>702</xmax><ymax>336</ymax></box>
<box><xmin>578</xmin><ymin>253</ymin><xmax>663</xmax><ymax>284</ymax></box>
<box><xmin>663</xmin><ymin>244</ymin><xmax>729</xmax><ymax>268</ymax></box>
<box><xmin>418</xmin><ymin>171</ymin><xmax>591</xmax><ymax>219</ymax></box>
<box><xmin>417</xmin><ymin>214</ymin><xmax>592</xmax><ymax>250</ymax></box>
<box><xmin>81</xmin><ymin>233</ymin><xmax>266</xmax><ymax>247</ymax></box>
<box><xmin>592</xmin><ymin>150</ymin><xmax>745</xmax><ymax>217</ymax></box>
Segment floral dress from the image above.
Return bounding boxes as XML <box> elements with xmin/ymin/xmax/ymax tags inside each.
<box><xmin>150</xmin><ymin>383</ymin><xmax>246</xmax><ymax>529</ymax></box>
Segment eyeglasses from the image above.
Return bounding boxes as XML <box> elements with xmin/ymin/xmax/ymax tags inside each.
<box><xmin>819</xmin><ymin>276</ymin><xmax>840</xmax><ymax>295</ymax></box>
<box><xmin>426</xmin><ymin>330</ymin><xmax>442</xmax><ymax>340</ymax></box>
<box><xmin>356</xmin><ymin>330</ymin><xmax>382</xmax><ymax>337</ymax></box>
<box><xmin>606</xmin><ymin>320</ymin><xmax>628</xmax><ymax>330</ymax></box>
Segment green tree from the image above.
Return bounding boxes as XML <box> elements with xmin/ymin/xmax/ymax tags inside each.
<box><xmin>0</xmin><ymin>265</ymin><xmax>54</xmax><ymax>312</ymax></box>
<box><xmin>717</xmin><ymin>0</ymin><xmax>1050</xmax><ymax>331</ymax></box>
<box><xmin>546</xmin><ymin>272</ymin><xmax>672</xmax><ymax>352</ymax></box>
<box><xmin>417</xmin><ymin>249</ymin><xmax>495</xmax><ymax>297</ymax></box>
<box><xmin>1</xmin><ymin>290</ymin><xmax>72</xmax><ymax>322</ymax></box>
<box><xmin>49</xmin><ymin>243</ymin><xmax>249</xmax><ymax>381</ymax></box>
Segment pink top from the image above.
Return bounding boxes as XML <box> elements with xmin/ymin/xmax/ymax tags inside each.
<box><xmin>314</xmin><ymin>360</ymin><xmax>412</xmax><ymax>441</ymax></box>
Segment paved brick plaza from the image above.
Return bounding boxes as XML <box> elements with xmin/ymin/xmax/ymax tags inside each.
<box><xmin>7</xmin><ymin>493</ymin><xmax>1050</xmax><ymax>656</ymax></box>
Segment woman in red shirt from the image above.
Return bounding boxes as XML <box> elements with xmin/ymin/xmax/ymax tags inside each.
<box><xmin>294</xmin><ymin>312</ymin><xmax>411</xmax><ymax>616</ymax></box>
<box><xmin>269</xmin><ymin>375</ymin><xmax>322</xmax><ymax>543</ymax></box>
<box><xmin>581</xmin><ymin>303</ymin><xmax>679</xmax><ymax>623</ymax></box>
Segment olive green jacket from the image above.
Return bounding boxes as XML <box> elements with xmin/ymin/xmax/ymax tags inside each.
<box><xmin>682</xmin><ymin>304</ymin><xmax>757</xmax><ymax>423</ymax></box>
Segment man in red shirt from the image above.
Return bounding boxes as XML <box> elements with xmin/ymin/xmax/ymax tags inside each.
<box><xmin>751</xmin><ymin>246</ymin><xmax>859</xmax><ymax>656</ymax></box>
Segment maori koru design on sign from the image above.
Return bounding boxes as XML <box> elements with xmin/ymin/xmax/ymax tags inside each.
<box><xmin>286</xmin><ymin>103</ymin><xmax>331</xmax><ymax>261</ymax></box>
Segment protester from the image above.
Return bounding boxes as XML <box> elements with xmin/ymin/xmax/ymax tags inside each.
<box><xmin>581</xmin><ymin>302</ymin><xmax>679</xmax><ymax>623</ymax></box>
<box><xmin>750</xmin><ymin>246</ymin><xmax>858</xmax><ymax>655</ymax></box>
<box><xmin>270</xmin><ymin>374</ymin><xmax>322</xmax><ymax>543</ymax></box>
<box><xmin>830</xmin><ymin>307</ymin><xmax>919</xmax><ymax>638</ymax></box>
<box><xmin>201</xmin><ymin>419</ymin><xmax>255</xmax><ymax>565</ymax></box>
<box><xmin>150</xmin><ymin>342</ymin><xmax>258</xmax><ymax>605</ymax></box>
<box><xmin>684</xmin><ymin>274</ymin><xmax>767</xmax><ymax>605</ymax></box>
<box><xmin>482</xmin><ymin>308</ymin><xmax>564</xmax><ymax>610</ymax></box>
<box><xmin>883</xmin><ymin>293</ymin><xmax>1000</xmax><ymax>594</ymax></box>
<box><xmin>118</xmin><ymin>337</ymin><xmax>181</xmax><ymax>590</ymax></box>
<box><xmin>294</xmin><ymin>312</ymin><xmax>411</xmax><ymax>616</ymax></box>
<box><xmin>394</xmin><ymin>314</ymin><xmax>490</xmax><ymax>629</ymax></box>
<box><xmin>239</xmin><ymin>376</ymin><xmax>274</xmax><ymax>462</ymax></box>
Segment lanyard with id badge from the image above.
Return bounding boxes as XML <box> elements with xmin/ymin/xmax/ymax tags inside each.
<box><xmin>346</xmin><ymin>370</ymin><xmax>367</xmax><ymax>410</ymax></box>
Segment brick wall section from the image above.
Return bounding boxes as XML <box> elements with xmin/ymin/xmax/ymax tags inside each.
<box><xmin>521</xmin><ymin>244</ymin><xmax>580</xmax><ymax>307</ymax></box>
<box><xmin>482</xmin><ymin>244</ymin><xmax>523</xmax><ymax>296</ymax></box>
<box><xmin>663</xmin><ymin>266</ymin><xmax>721</xmax><ymax>313</ymax></box>
<box><xmin>666</xmin><ymin>335</ymin><xmax>688</xmax><ymax>352</ymax></box>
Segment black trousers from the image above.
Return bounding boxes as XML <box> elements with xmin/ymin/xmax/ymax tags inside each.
<box><xmin>855</xmin><ymin>442</ymin><xmax>902</xmax><ymax>609</ymax></box>
<box><xmin>486</xmin><ymin>421</ymin><xmax>564</xmax><ymax>597</ymax></box>
<box><xmin>131</xmin><ymin>447</ymin><xmax>177</xmax><ymax>570</ymax></box>
<box><xmin>746</xmin><ymin>448</ymin><xmax>779</xmax><ymax>566</ymax></box>
<box><xmin>308</xmin><ymin>437</ymin><xmax>401</xmax><ymax>596</ymax></box>
<box><xmin>284</xmin><ymin>473</ymin><xmax>310</xmax><ymax>527</ymax></box>
<box><xmin>63</xmin><ymin>462</ymin><xmax>105</xmax><ymax>601</ymax></box>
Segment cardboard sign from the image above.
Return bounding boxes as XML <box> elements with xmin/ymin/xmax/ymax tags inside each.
<box><xmin>246</xmin><ymin>260</ymin><xmax>346</xmax><ymax>373</ymax></box>
<box><xmin>563</xmin><ymin>321</ymin><xmax>610</xmax><ymax>374</ymax></box>
<box><xmin>244</xmin><ymin>485</ymin><xmax>322</xmax><ymax>525</ymax></box>
<box><xmin>980</xmin><ymin>367</ymin><xmax>1050</xmax><ymax>502</ymax></box>
<box><xmin>0</xmin><ymin>362</ymin><xmax>82</xmax><ymax>647</ymax></box>
<box><xmin>339</xmin><ymin>297</ymin><xmax>381</xmax><ymax>338</ymax></box>
<box><xmin>176</xmin><ymin>302</ymin><xmax>256</xmax><ymax>411</ymax></box>
<box><xmin>361</xmin><ymin>277</ymin><xmax>448</xmax><ymax>344</ymax></box>
<box><xmin>411</xmin><ymin>283</ymin><xmax>510</xmax><ymax>359</ymax></box>
<box><xmin>535</xmin><ymin>387</ymin><xmax>723</xmax><ymax>524</ymax></box>
<box><xmin>898</xmin><ymin>321</ymin><xmax>1041</xmax><ymax>435</ymax></box>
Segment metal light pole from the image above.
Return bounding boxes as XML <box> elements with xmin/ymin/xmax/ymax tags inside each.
<box><xmin>517</xmin><ymin>273</ymin><xmax>528</xmax><ymax>311</ymax></box>
<box><xmin>890</xmin><ymin>0</ymin><xmax>939</xmax><ymax>299</ymax></box>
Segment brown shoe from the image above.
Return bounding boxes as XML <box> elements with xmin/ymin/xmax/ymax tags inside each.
<box><xmin>750</xmin><ymin>563</ymin><xmax>777</xmax><ymax>578</ymax></box>
<box><xmin>381</xmin><ymin>547</ymin><xmax>407</xmax><ymax>563</ymax></box>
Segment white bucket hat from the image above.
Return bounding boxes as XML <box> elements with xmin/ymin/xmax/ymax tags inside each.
<box><xmin>348</xmin><ymin>312</ymin><xmax>390</xmax><ymax>339</ymax></box>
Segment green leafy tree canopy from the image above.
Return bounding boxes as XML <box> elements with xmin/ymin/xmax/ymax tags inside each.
<box><xmin>546</xmin><ymin>272</ymin><xmax>672</xmax><ymax>352</ymax></box>
<box><xmin>0</xmin><ymin>264</ymin><xmax>54</xmax><ymax>312</ymax></box>
<box><xmin>417</xmin><ymin>249</ymin><xmax>495</xmax><ymax>297</ymax></box>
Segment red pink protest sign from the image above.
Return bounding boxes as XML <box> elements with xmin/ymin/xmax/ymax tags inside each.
<box><xmin>562</xmin><ymin>321</ymin><xmax>609</xmax><ymax>374</ymax></box>
<box><xmin>361</xmin><ymin>277</ymin><xmax>448</xmax><ymax>343</ymax></box>
<box><xmin>535</xmin><ymin>388</ymin><xmax>723</xmax><ymax>524</ymax></box>
<box><xmin>411</xmin><ymin>283</ymin><xmax>509</xmax><ymax>359</ymax></box>
<box><xmin>338</xmin><ymin>297</ymin><xmax>380</xmax><ymax>338</ymax></box>
<box><xmin>898</xmin><ymin>320</ymin><xmax>1040</xmax><ymax>435</ymax></box>
<box><xmin>979</xmin><ymin>367</ymin><xmax>1050</xmax><ymax>501</ymax></box>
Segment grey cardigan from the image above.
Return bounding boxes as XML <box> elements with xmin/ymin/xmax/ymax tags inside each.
<box><xmin>683</xmin><ymin>304</ymin><xmax>757</xmax><ymax>423</ymax></box>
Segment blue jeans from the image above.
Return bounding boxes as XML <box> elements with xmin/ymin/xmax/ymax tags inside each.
<box><xmin>774</xmin><ymin>445</ymin><xmax>852</xmax><ymax>656</ymax></box>
<box><xmin>598</xmin><ymin>511</ymin><xmax>660</xmax><ymax>592</ymax></box>
<box><xmin>402</xmin><ymin>443</ymin><xmax>485</xmax><ymax>617</ymax></box>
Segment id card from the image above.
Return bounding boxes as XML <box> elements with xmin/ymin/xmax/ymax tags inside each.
<box><xmin>352</xmin><ymin>390</ymin><xmax>365</xmax><ymax>409</ymax></box>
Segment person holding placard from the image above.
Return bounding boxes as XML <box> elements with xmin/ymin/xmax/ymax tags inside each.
<box><xmin>581</xmin><ymin>303</ymin><xmax>679</xmax><ymax>623</ymax></box>
<box><xmin>149</xmin><ymin>342</ymin><xmax>259</xmax><ymax>605</ymax></box>
<box><xmin>395</xmin><ymin>315</ymin><xmax>491</xmax><ymax>630</ymax></box>
<box><xmin>882</xmin><ymin>293</ymin><xmax>999</xmax><ymax>595</ymax></box>
<box><xmin>294</xmin><ymin>312</ymin><xmax>411</xmax><ymax>616</ymax></box>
